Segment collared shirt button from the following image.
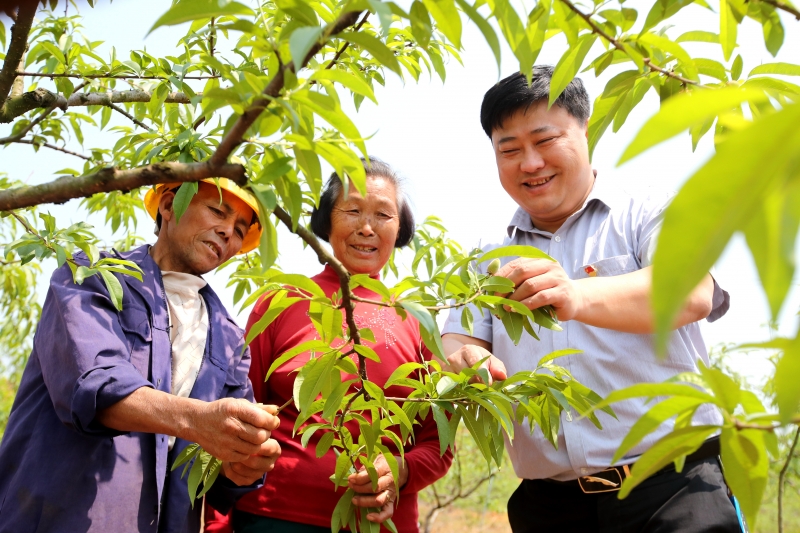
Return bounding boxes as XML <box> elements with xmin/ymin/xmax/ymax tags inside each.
<box><xmin>554</xmin><ymin>235</ymin><xmax>561</xmax><ymax>242</ymax></box>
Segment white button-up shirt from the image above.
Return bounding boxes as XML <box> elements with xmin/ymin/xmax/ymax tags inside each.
<box><xmin>442</xmin><ymin>180</ymin><xmax>728</xmax><ymax>481</ymax></box>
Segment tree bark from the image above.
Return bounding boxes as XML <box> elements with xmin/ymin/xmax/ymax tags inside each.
<box><xmin>0</xmin><ymin>162</ymin><xmax>245</xmax><ymax>211</ymax></box>
<box><xmin>0</xmin><ymin>1</ymin><xmax>36</xmax><ymax>105</ymax></box>
<box><xmin>0</xmin><ymin>88</ymin><xmax>193</xmax><ymax>123</ymax></box>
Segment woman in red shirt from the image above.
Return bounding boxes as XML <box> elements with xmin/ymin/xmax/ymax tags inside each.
<box><xmin>206</xmin><ymin>159</ymin><xmax>452</xmax><ymax>533</ymax></box>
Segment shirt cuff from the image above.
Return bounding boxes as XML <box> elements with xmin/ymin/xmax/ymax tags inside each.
<box><xmin>441</xmin><ymin>305</ymin><xmax>493</xmax><ymax>344</ymax></box>
<box><xmin>706</xmin><ymin>276</ymin><xmax>730</xmax><ymax>323</ymax></box>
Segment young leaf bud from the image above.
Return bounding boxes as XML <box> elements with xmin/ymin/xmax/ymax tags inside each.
<box><xmin>487</xmin><ymin>258</ymin><xmax>501</xmax><ymax>275</ymax></box>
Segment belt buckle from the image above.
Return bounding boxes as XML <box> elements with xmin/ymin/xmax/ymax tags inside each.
<box><xmin>577</xmin><ymin>465</ymin><xmax>631</xmax><ymax>494</ymax></box>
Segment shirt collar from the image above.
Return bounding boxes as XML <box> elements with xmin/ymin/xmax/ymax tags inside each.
<box><xmin>506</xmin><ymin>172</ymin><xmax>622</xmax><ymax>237</ymax></box>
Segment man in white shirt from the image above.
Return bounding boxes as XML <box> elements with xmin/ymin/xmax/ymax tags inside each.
<box><xmin>443</xmin><ymin>67</ymin><xmax>740</xmax><ymax>532</ymax></box>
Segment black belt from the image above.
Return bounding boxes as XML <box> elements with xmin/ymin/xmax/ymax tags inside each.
<box><xmin>544</xmin><ymin>436</ymin><xmax>721</xmax><ymax>494</ymax></box>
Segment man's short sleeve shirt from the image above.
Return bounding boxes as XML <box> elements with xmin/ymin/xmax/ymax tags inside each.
<box><xmin>442</xmin><ymin>179</ymin><xmax>728</xmax><ymax>481</ymax></box>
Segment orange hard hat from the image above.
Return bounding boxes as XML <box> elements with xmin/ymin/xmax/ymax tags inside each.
<box><xmin>143</xmin><ymin>178</ymin><xmax>261</xmax><ymax>254</ymax></box>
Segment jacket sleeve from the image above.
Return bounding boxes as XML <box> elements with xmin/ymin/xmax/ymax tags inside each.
<box><xmin>400</xmin><ymin>345</ymin><xmax>453</xmax><ymax>494</ymax></box>
<box><xmin>205</xmin><ymin>306</ymin><xmax>264</xmax><ymax>513</ymax></box>
<box><xmin>37</xmin><ymin>261</ymin><xmax>152</xmax><ymax>437</ymax></box>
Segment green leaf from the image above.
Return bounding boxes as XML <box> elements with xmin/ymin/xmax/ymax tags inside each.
<box><xmin>651</xmin><ymin>104</ymin><xmax>800</xmax><ymax>352</ymax></box>
<box><xmin>719</xmin><ymin>0</ymin><xmax>738</xmax><ymax>62</ymax></box>
<box><xmin>172</xmin><ymin>182</ymin><xmax>198</xmax><ymax>225</ymax></box>
<box><xmin>431</xmin><ymin>403</ymin><xmax>451</xmax><ymax>456</ymax></box>
<box><xmin>310</xmin><ymin>69</ymin><xmax>378</xmax><ymax>103</ymax></box>
<box><xmin>298</xmin><ymin>352</ymin><xmax>338</xmax><ymax>412</ymax></box>
<box><xmin>339</xmin><ymin>31</ymin><xmax>402</xmax><ymax>76</ymax></box>
<box><xmin>477</xmin><ymin>245</ymin><xmax>555</xmax><ymax>265</ymax></box>
<box><xmin>613</xmin><ymin>396</ymin><xmax>708</xmax><ymax>463</ymax></box>
<box><xmin>590</xmin><ymin>383</ymin><xmax>716</xmax><ymax>413</ymax></box>
<box><xmin>721</xmin><ymin>428</ymin><xmax>768</xmax><ymax>527</ymax></box>
<box><xmin>289</xmin><ymin>26</ymin><xmax>322</xmax><ymax>69</ymax></box>
<box><xmin>619</xmin><ymin>425</ymin><xmax>718</xmax><ymax>498</ymax></box>
<box><xmin>316</xmin><ymin>431</ymin><xmax>335</xmax><ymax>458</ymax></box>
<box><xmin>292</xmin><ymin>90</ymin><xmax>367</xmax><ymax>160</ymax></box>
<box><xmin>354</xmin><ymin>344</ymin><xmax>381</xmax><ymax>362</ymax></box>
<box><xmin>743</xmin><ymin>179</ymin><xmax>800</xmax><ymax>319</ymax></box>
<box><xmin>385</xmin><ymin>362</ymin><xmax>424</xmax><ymax>388</ymax></box>
<box><xmin>149</xmin><ymin>0</ymin><xmax>255</xmax><ymax>33</ymax></box>
<box><xmin>638</xmin><ymin>33</ymin><xmax>699</xmax><ymax>81</ymax></box>
<box><xmin>731</xmin><ymin>54</ymin><xmax>743</xmax><ymax>81</ymax></box>
<box><xmin>536</xmin><ymin>348</ymin><xmax>581</xmax><ymax>366</ymax></box>
<box><xmin>322</xmin><ymin>380</ymin><xmax>354</xmax><ymax>421</ymax></box>
<box><xmin>349</xmin><ymin>274</ymin><xmax>391</xmax><ymax>299</ymax></box>
<box><xmin>697</xmin><ymin>363</ymin><xmax>741</xmax><ymax>412</ymax></box>
<box><xmin>276</xmin><ymin>0</ymin><xmax>318</xmax><ymax>25</ymax></box>
<box><xmin>99</xmin><ymin>270</ymin><xmax>124</xmax><ymax>311</ymax></box>
<box><xmin>422</xmin><ymin>0</ymin><xmax>462</xmax><ymax>47</ymax></box>
<box><xmin>455</xmin><ymin>0</ymin><xmax>500</xmax><ymax>70</ymax></box>
<box><xmin>400</xmin><ymin>301</ymin><xmax>445</xmax><ymax>359</ymax></box>
<box><xmin>748</xmin><ymin>62</ymin><xmax>800</xmax><ymax>77</ymax></box>
<box><xmin>676</xmin><ymin>30</ymin><xmax>719</xmax><ymax>43</ymax></box>
<box><xmin>265</xmin><ymin>340</ymin><xmax>330</xmax><ymax>380</ymax></box>
<box><xmin>619</xmin><ymin>87</ymin><xmax>768</xmax><ymax>164</ymax></box>
<box><xmin>171</xmin><ymin>443</ymin><xmax>200</xmax><ymax>471</ymax></box>
<box><xmin>549</xmin><ymin>34</ymin><xmax>597</xmax><ymax>108</ymax></box>
<box><xmin>774</xmin><ymin>337</ymin><xmax>800</xmax><ymax>423</ymax></box>
<box><xmin>270</xmin><ymin>274</ymin><xmax>325</xmax><ymax>298</ymax></box>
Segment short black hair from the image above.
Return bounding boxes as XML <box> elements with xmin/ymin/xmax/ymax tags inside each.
<box><xmin>480</xmin><ymin>66</ymin><xmax>591</xmax><ymax>138</ymax></box>
<box><xmin>310</xmin><ymin>158</ymin><xmax>415</xmax><ymax>248</ymax></box>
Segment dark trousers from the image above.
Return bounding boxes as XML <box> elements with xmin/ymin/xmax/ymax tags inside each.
<box><xmin>507</xmin><ymin>458</ymin><xmax>741</xmax><ymax>533</ymax></box>
<box><xmin>232</xmin><ymin>511</ymin><xmax>333</xmax><ymax>533</ymax></box>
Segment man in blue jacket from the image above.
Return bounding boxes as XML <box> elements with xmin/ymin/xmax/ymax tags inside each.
<box><xmin>0</xmin><ymin>179</ymin><xmax>280</xmax><ymax>532</ymax></box>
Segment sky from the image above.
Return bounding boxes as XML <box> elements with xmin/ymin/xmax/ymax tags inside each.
<box><xmin>1</xmin><ymin>0</ymin><xmax>799</xmax><ymax>385</ymax></box>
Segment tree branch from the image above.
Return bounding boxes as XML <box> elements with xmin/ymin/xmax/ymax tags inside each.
<box><xmin>0</xmin><ymin>81</ymin><xmax>88</xmax><ymax>144</ymax></box>
<box><xmin>15</xmin><ymin>71</ymin><xmax>219</xmax><ymax>80</ymax></box>
<box><xmin>209</xmin><ymin>9</ymin><xmax>363</xmax><ymax>167</ymax></box>
<box><xmin>0</xmin><ymin>88</ymin><xmax>192</xmax><ymax>123</ymax></box>
<box><xmin>106</xmin><ymin>101</ymin><xmax>152</xmax><ymax>131</ymax></box>
<box><xmin>325</xmin><ymin>12</ymin><xmax>370</xmax><ymax>70</ymax></box>
<box><xmin>558</xmin><ymin>0</ymin><xmax>700</xmax><ymax>87</ymax></box>
<box><xmin>350</xmin><ymin>290</ymin><xmax>484</xmax><ymax>312</ymax></box>
<box><xmin>11</xmin><ymin>138</ymin><xmax>91</xmax><ymax>160</ymax></box>
<box><xmin>0</xmin><ymin>0</ymin><xmax>36</xmax><ymax>104</ymax></box>
<box><xmin>0</xmin><ymin>161</ymin><xmax>245</xmax><ymax>211</ymax></box>
<box><xmin>778</xmin><ymin>426</ymin><xmax>800</xmax><ymax>533</ymax></box>
<box><xmin>758</xmin><ymin>0</ymin><xmax>800</xmax><ymax>20</ymax></box>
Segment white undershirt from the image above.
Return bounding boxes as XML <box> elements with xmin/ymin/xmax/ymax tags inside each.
<box><xmin>161</xmin><ymin>271</ymin><xmax>209</xmax><ymax>449</ymax></box>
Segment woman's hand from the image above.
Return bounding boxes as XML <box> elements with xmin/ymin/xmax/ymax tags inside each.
<box><xmin>348</xmin><ymin>454</ymin><xmax>408</xmax><ymax>523</ymax></box>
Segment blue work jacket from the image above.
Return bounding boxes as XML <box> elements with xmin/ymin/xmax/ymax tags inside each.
<box><xmin>0</xmin><ymin>245</ymin><xmax>258</xmax><ymax>532</ymax></box>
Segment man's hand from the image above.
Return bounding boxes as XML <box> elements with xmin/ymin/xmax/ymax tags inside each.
<box><xmin>348</xmin><ymin>454</ymin><xmax>408</xmax><ymax>523</ymax></box>
<box><xmin>445</xmin><ymin>342</ymin><xmax>507</xmax><ymax>385</ymax></box>
<box><xmin>186</xmin><ymin>399</ymin><xmax>280</xmax><ymax>463</ymax></box>
<box><xmin>497</xmin><ymin>257</ymin><xmax>583</xmax><ymax>321</ymax></box>
<box><xmin>221</xmin><ymin>437</ymin><xmax>281</xmax><ymax>486</ymax></box>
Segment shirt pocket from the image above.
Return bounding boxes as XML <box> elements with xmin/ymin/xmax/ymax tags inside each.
<box><xmin>118</xmin><ymin>305</ymin><xmax>153</xmax><ymax>380</ymax></box>
<box><xmin>576</xmin><ymin>254</ymin><xmax>638</xmax><ymax>279</ymax></box>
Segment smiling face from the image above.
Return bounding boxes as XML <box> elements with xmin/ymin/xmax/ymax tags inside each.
<box><xmin>328</xmin><ymin>176</ymin><xmax>401</xmax><ymax>276</ymax></box>
<box><xmin>492</xmin><ymin>102</ymin><xmax>595</xmax><ymax>233</ymax></box>
<box><xmin>152</xmin><ymin>182</ymin><xmax>254</xmax><ymax>275</ymax></box>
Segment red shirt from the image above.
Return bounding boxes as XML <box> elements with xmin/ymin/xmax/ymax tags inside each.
<box><xmin>206</xmin><ymin>266</ymin><xmax>452</xmax><ymax>532</ymax></box>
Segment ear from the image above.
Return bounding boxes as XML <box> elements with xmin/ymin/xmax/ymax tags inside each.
<box><xmin>583</xmin><ymin>119</ymin><xmax>589</xmax><ymax>141</ymax></box>
<box><xmin>158</xmin><ymin>190</ymin><xmax>176</xmax><ymax>226</ymax></box>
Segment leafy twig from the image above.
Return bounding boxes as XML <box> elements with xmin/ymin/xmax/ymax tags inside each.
<box><xmin>350</xmin><ymin>290</ymin><xmax>484</xmax><ymax>313</ymax></box>
<box><xmin>12</xmin><ymin>139</ymin><xmax>92</xmax><ymax>160</ymax></box>
<box><xmin>325</xmin><ymin>12</ymin><xmax>370</xmax><ymax>70</ymax></box>
<box><xmin>558</xmin><ymin>0</ymin><xmax>700</xmax><ymax>86</ymax></box>
<box><xmin>758</xmin><ymin>0</ymin><xmax>800</xmax><ymax>20</ymax></box>
<box><xmin>106</xmin><ymin>102</ymin><xmax>153</xmax><ymax>131</ymax></box>
<box><xmin>14</xmin><ymin>71</ymin><xmax>220</xmax><ymax>80</ymax></box>
<box><xmin>0</xmin><ymin>81</ymin><xmax>89</xmax><ymax>145</ymax></box>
